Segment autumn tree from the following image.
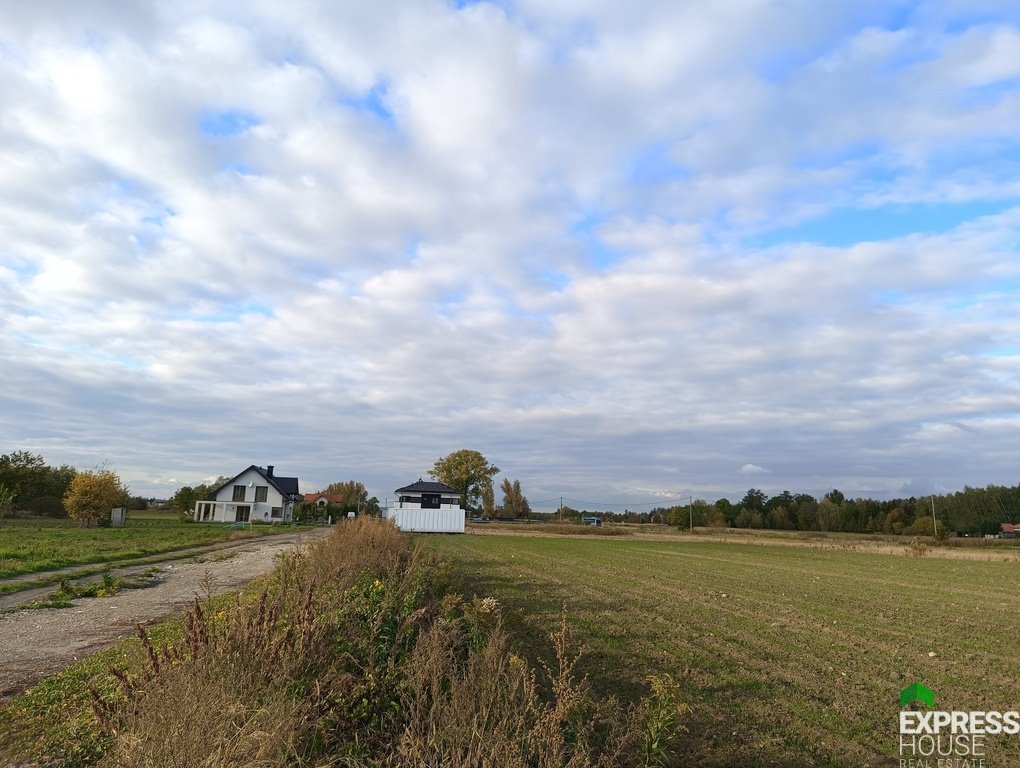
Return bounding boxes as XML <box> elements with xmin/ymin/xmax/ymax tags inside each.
<box><xmin>64</xmin><ymin>469</ymin><xmax>128</xmax><ymax>527</ymax></box>
<box><xmin>325</xmin><ymin>480</ymin><xmax>369</xmax><ymax>515</ymax></box>
<box><xmin>480</xmin><ymin>483</ymin><xmax>495</xmax><ymax>517</ymax></box>
<box><xmin>429</xmin><ymin>450</ymin><xmax>500</xmax><ymax>511</ymax></box>
<box><xmin>500</xmin><ymin>478</ymin><xmax>531</xmax><ymax>519</ymax></box>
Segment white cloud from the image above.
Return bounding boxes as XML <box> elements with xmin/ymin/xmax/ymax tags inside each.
<box><xmin>1</xmin><ymin>1</ymin><xmax>1020</xmax><ymax>507</ymax></box>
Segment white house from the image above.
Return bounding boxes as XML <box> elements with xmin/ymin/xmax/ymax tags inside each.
<box><xmin>193</xmin><ymin>465</ymin><xmax>300</xmax><ymax>523</ymax></box>
<box><xmin>382</xmin><ymin>478</ymin><xmax>465</xmax><ymax>533</ymax></box>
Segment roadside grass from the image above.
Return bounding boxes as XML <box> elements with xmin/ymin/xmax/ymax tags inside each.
<box><xmin>19</xmin><ymin>570</ymin><xmax>163</xmax><ymax>611</ymax></box>
<box><xmin>0</xmin><ymin>520</ymin><xmax>301</xmax><ymax>579</ymax></box>
<box><xmin>1</xmin><ymin>519</ymin><xmax>687</xmax><ymax>767</ymax></box>
<box><xmin>472</xmin><ymin>521</ymin><xmax>630</xmax><ymax>536</ymax></box>
<box><xmin>0</xmin><ymin>609</ymin><xmax>193</xmax><ymax>765</ymax></box>
<box><xmin>123</xmin><ymin>509</ymin><xmax>178</xmax><ymax>522</ymax></box>
<box><xmin>426</xmin><ymin>533</ymin><xmax>1020</xmax><ymax>768</ymax></box>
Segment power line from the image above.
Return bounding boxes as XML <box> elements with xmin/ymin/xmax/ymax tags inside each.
<box><xmin>560</xmin><ymin>496</ymin><xmax>690</xmax><ymax>509</ymax></box>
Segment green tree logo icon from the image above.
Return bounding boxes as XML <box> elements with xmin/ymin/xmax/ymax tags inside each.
<box><xmin>900</xmin><ymin>683</ymin><xmax>936</xmax><ymax>709</ymax></box>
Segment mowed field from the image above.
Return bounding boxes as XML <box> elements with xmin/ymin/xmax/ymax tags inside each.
<box><xmin>427</xmin><ymin>532</ymin><xmax>1020</xmax><ymax>768</ymax></box>
<box><xmin>0</xmin><ymin>517</ymin><xmax>296</xmax><ymax>579</ymax></box>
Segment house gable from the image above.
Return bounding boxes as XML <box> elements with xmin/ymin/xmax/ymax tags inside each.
<box><xmin>195</xmin><ymin>464</ymin><xmax>300</xmax><ymax>524</ymax></box>
<box><xmin>213</xmin><ymin>465</ymin><xmax>300</xmax><ymax>503</ymax></box>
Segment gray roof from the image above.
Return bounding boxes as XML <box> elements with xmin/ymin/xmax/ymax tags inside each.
<box><xmin>214</xmin><ymin>465</ymin><xmax>300</xmax><ymax>499</ymax></box>
<box><xmin>395</xmin><ymin>478</ymin><xmax>459</xmax><ymax>495</ymax></box>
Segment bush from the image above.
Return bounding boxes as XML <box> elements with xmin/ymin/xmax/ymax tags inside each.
<box><xmin>91</xmin><ymin>518</ymin><xmax>687</xmax><ymax>767</ymax></box>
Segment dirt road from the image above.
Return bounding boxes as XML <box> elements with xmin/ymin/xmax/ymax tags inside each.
<box><xmin>0</xmin><ymin>527</ymin><xmax>332</xmax><ymax>698</ymax></box>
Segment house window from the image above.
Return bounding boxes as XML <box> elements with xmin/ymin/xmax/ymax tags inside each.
<box><xmin>235</xmin><ymin>505</ymin><xmax>250</xmax><ymax>522</ymax></box>
<box><xmin>232</xmin><ymin>485</ymin><xmax>246</xmax><ymax>502</ymax></box>
<box><xmin>422</xmin><ymin>493</ymin><xmax>441</xmax><ymax>509</ymax></box>
<box><xmin>255</xmin><ymin>486</ymin><xmax>268</xmax><ymax>503</ymax></box>
<box><xmin>271</xmin><ymin>507</ymin><xmax>282</xmax><ymax>518</ymax></box>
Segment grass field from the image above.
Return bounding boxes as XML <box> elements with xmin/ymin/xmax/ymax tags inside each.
<box><xmin>0</xmin><ymin>518</ymin><xmax>299</xmax><ymax>579</ymax></box>
<box><xmin>427</xmin><ymin>532</ymin><xmax>1020</xmax><ymax>767</ymax></box>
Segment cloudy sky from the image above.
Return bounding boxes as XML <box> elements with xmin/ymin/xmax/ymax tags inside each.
<box><xmin>2</xmin><ymin>1</ymin><xmax>1020</xmax><ymax>509</ymax></box>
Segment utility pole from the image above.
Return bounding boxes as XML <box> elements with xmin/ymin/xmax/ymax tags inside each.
<box><xmin>931</xmin><ymin>495</ymin><xmax>938</xmax><ymax>538</ymax></box>
<box><xmin>688</xmin><ymin>496</ymin><xmax>694</xmax><ymax>532</ymax></box>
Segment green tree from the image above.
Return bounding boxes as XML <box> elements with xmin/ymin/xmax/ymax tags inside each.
<box><xmin>824</xmin><ymin>488</ymin><xmax>846</xmax><ymax>506</ymax></box>
<box><xmin>706</xmin><ymin>506</ymin><xmax>729</xmax><ymax>527</ymax></box>
<box><xmin>739</xmin><ymin>488</ymin><xmax>768</xmax><ymax>512</ymax></box>
<box><xmin>816</xmin><ymin>498</ymin><xmax>841</xmax><ymax>531</ymax></box>
<box><xmin>907</xmin><ymin>515</ymin><xmax>946</xmax><ymax>539</ymax></box>
<box><xmin>556</xmin><ymin>505</ymin><xmax>581</xmax><ymax>522</ymax></box>
<box><xmin>64</xmin><ymin>469</ymin><xmax>127</xmax><ymax>527</ymax></box>
<box><xmin>0</xmin><ymin>451</ymin><xmax>47</xmax><ymax>509</ymax></box>
<box><xmin>25</xmin><ymin>463</ymin><xmax>77</xmax><ymax>516</ymax></box>
<box><xmin>171</xmin><ymin>486</ymin><xmax>199</xmax><ymax>516</ymax></box>
<box><xmin>796</xmin><ymin>497</ymin><xmax>819</xmax><ymax>530</ymax></box>
<box><xmin>769</xmin><ymin>505</ymin><xmax>794</xmax><ymax>530</ymax></box>
<box><xmin>429</xmin><ymin>450</ymin><xmax>500</xmax><ymax>511</ymax></box>
<box><xmin>0</xmin><ymin>483</ymin><xmax>14</xmax><ymax>519</ymax></box>
<box><xmin>500</xmin><ymin>478</ymin><xmax>531</xmax><ymax>519</ymax></box>
<box><xmin>714</xmin><ymin>498</ymin><xmax>735</xmax><ymax>526</ymax></box>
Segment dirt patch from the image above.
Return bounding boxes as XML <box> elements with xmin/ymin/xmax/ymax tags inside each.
<box><xmin>0</xmin><ymin>528</ymin><xmax>331</xmax><ymax>698</ymax></box>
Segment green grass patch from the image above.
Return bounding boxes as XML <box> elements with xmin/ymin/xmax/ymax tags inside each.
<box><xmin>0</xmin><ymin>521</ymin><xmax>681</xmax><ymax>767</ymax></box>
<box><xmin>0</xmin><ymin>614</ymin><xmax>187</xmax><ymax>766</ymax></box>
<box><xmin>0</xmin><ymin>520</ymin><xmax>300</xmax><ymax>579</ymax></box>
<box><xmin>425</xmin><ymin>533</ymin><xmax>1020</xmax><ymax>767</ymax></box>
<box><xmin>18</xmin><ymin>570</ymin><xmax>163</xmax><ymax>611</ymax></box>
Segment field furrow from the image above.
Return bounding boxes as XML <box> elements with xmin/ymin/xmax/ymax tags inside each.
<box><xmin>428</xmin><ymin>533</ymin><xmax>1020</xmax><ymax>768</ymax></box>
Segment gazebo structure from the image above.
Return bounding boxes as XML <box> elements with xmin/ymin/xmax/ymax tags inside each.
<box><xmin>381</xmin><ymin>478</ymin><xmax>465</xmax><ymax>533</ymax></box>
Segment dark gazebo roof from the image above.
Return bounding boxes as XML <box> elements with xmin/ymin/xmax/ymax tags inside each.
<box><xmin>395</xmin><ymin>478</ymin><xmax>459</xmax><ymax>495</ymax></box>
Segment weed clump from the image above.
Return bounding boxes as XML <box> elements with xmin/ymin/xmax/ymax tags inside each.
<box><xmin>87</xmin><ymin>517</ymin><xmax>686</xmax><ymax>767</ymax></box>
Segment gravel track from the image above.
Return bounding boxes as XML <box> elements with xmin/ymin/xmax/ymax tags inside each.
<box><xmin>0</xmin><ymin>527</ymin><xmax>332</xmax><ymax>699</ymax></box>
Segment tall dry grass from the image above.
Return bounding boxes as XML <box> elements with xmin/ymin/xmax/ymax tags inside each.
<box><xmin>93</xmin><ymin>517</ymin><xmax>687</xmax><ymax>768</ymax></box>
<box><xmin>391</xmin><ymin>607</ymin><xmax>687</xmax><ymax>768</ymax></box>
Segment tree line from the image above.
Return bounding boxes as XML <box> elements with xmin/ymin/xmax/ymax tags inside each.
<box><xmin>9</xmin><ymin>448</ymin><xmax>1016</xmax><ymax>535</ymax></box>
<box><xmin>644</xmin><ymin>485</ymin><xmax>1017</xmax><ymax>536</ymax></box>
<box><xmin>0</xmin><ymin>451</ymin><xmax>137</xmax><ymax>526</ymax></box>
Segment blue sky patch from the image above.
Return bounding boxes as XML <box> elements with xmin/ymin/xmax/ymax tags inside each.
<box><xmin>339</xmin><ymin>82</ymin><xmax>395</xmax><ymax>126</ymax></box>
<box><xmin>195</xmin><ymin>302</ymin><xmax>274</xmax><ymax>323</ymax></box>
<box><xmin>538</xmin><ymin>270</ymin><xmax>570</xmax><ymax>290</ymax></box>
<box><xmin>219</xmin><ymin>162</ymin><xmax>255</xmax><ymax>175</ymax></box>
<box><xmin>452</xmin><ymin>0</ymin><xmax>512</xmax><ymax>11</ymax></box>
<box><xmin>748</xmin><ymin>200</ymin><xmax>1013</xmax><ymax>249</ymax></box>
<box><xmin>873</xmin><ymin>290</ymin><xmax>910</xmax><ymax>306</ymax></box>
<box><xmin>200</xmin><ymin>109</ymin><xmax>260</xmax><ymax>138</ymax></box>
<box><xmin>628</xmin><ymin>143</ymin><xmax>690</xmax><ymax>185</ymax></box>
<box><xmin>141</xmin><ymin>208</ymin><xmax>175</xmax><ymax>227</ymax></box>
<box><xmin>571</xmin><ymin>213</ymin><xmax>624</xmax><ymax>269</ymax></box>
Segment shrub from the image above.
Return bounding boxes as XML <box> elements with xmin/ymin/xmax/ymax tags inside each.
<box><xmin>92</xmin><ymin>518</ymin><xmax>687</xmax><ymax>767</ymax></box>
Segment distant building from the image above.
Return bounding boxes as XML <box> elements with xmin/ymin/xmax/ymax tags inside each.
<box><xmin>304</xmin><ymin>491</ymin><xmax>343</xmax><ymax>510</ymax></box>
<box><xmin>1001</xmin><ymin>522</ymin><xmax>1018</xmax><ymax>539</ymax></box>
<box><xmin>382</xmin><ymin>478</ymin><xmax>464</xmax><ymax>533</ymax></box>
<box><xmin>194</xmin><ymin>465</ymin><xmax>300</xmax><ymax>523</ymax></box>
